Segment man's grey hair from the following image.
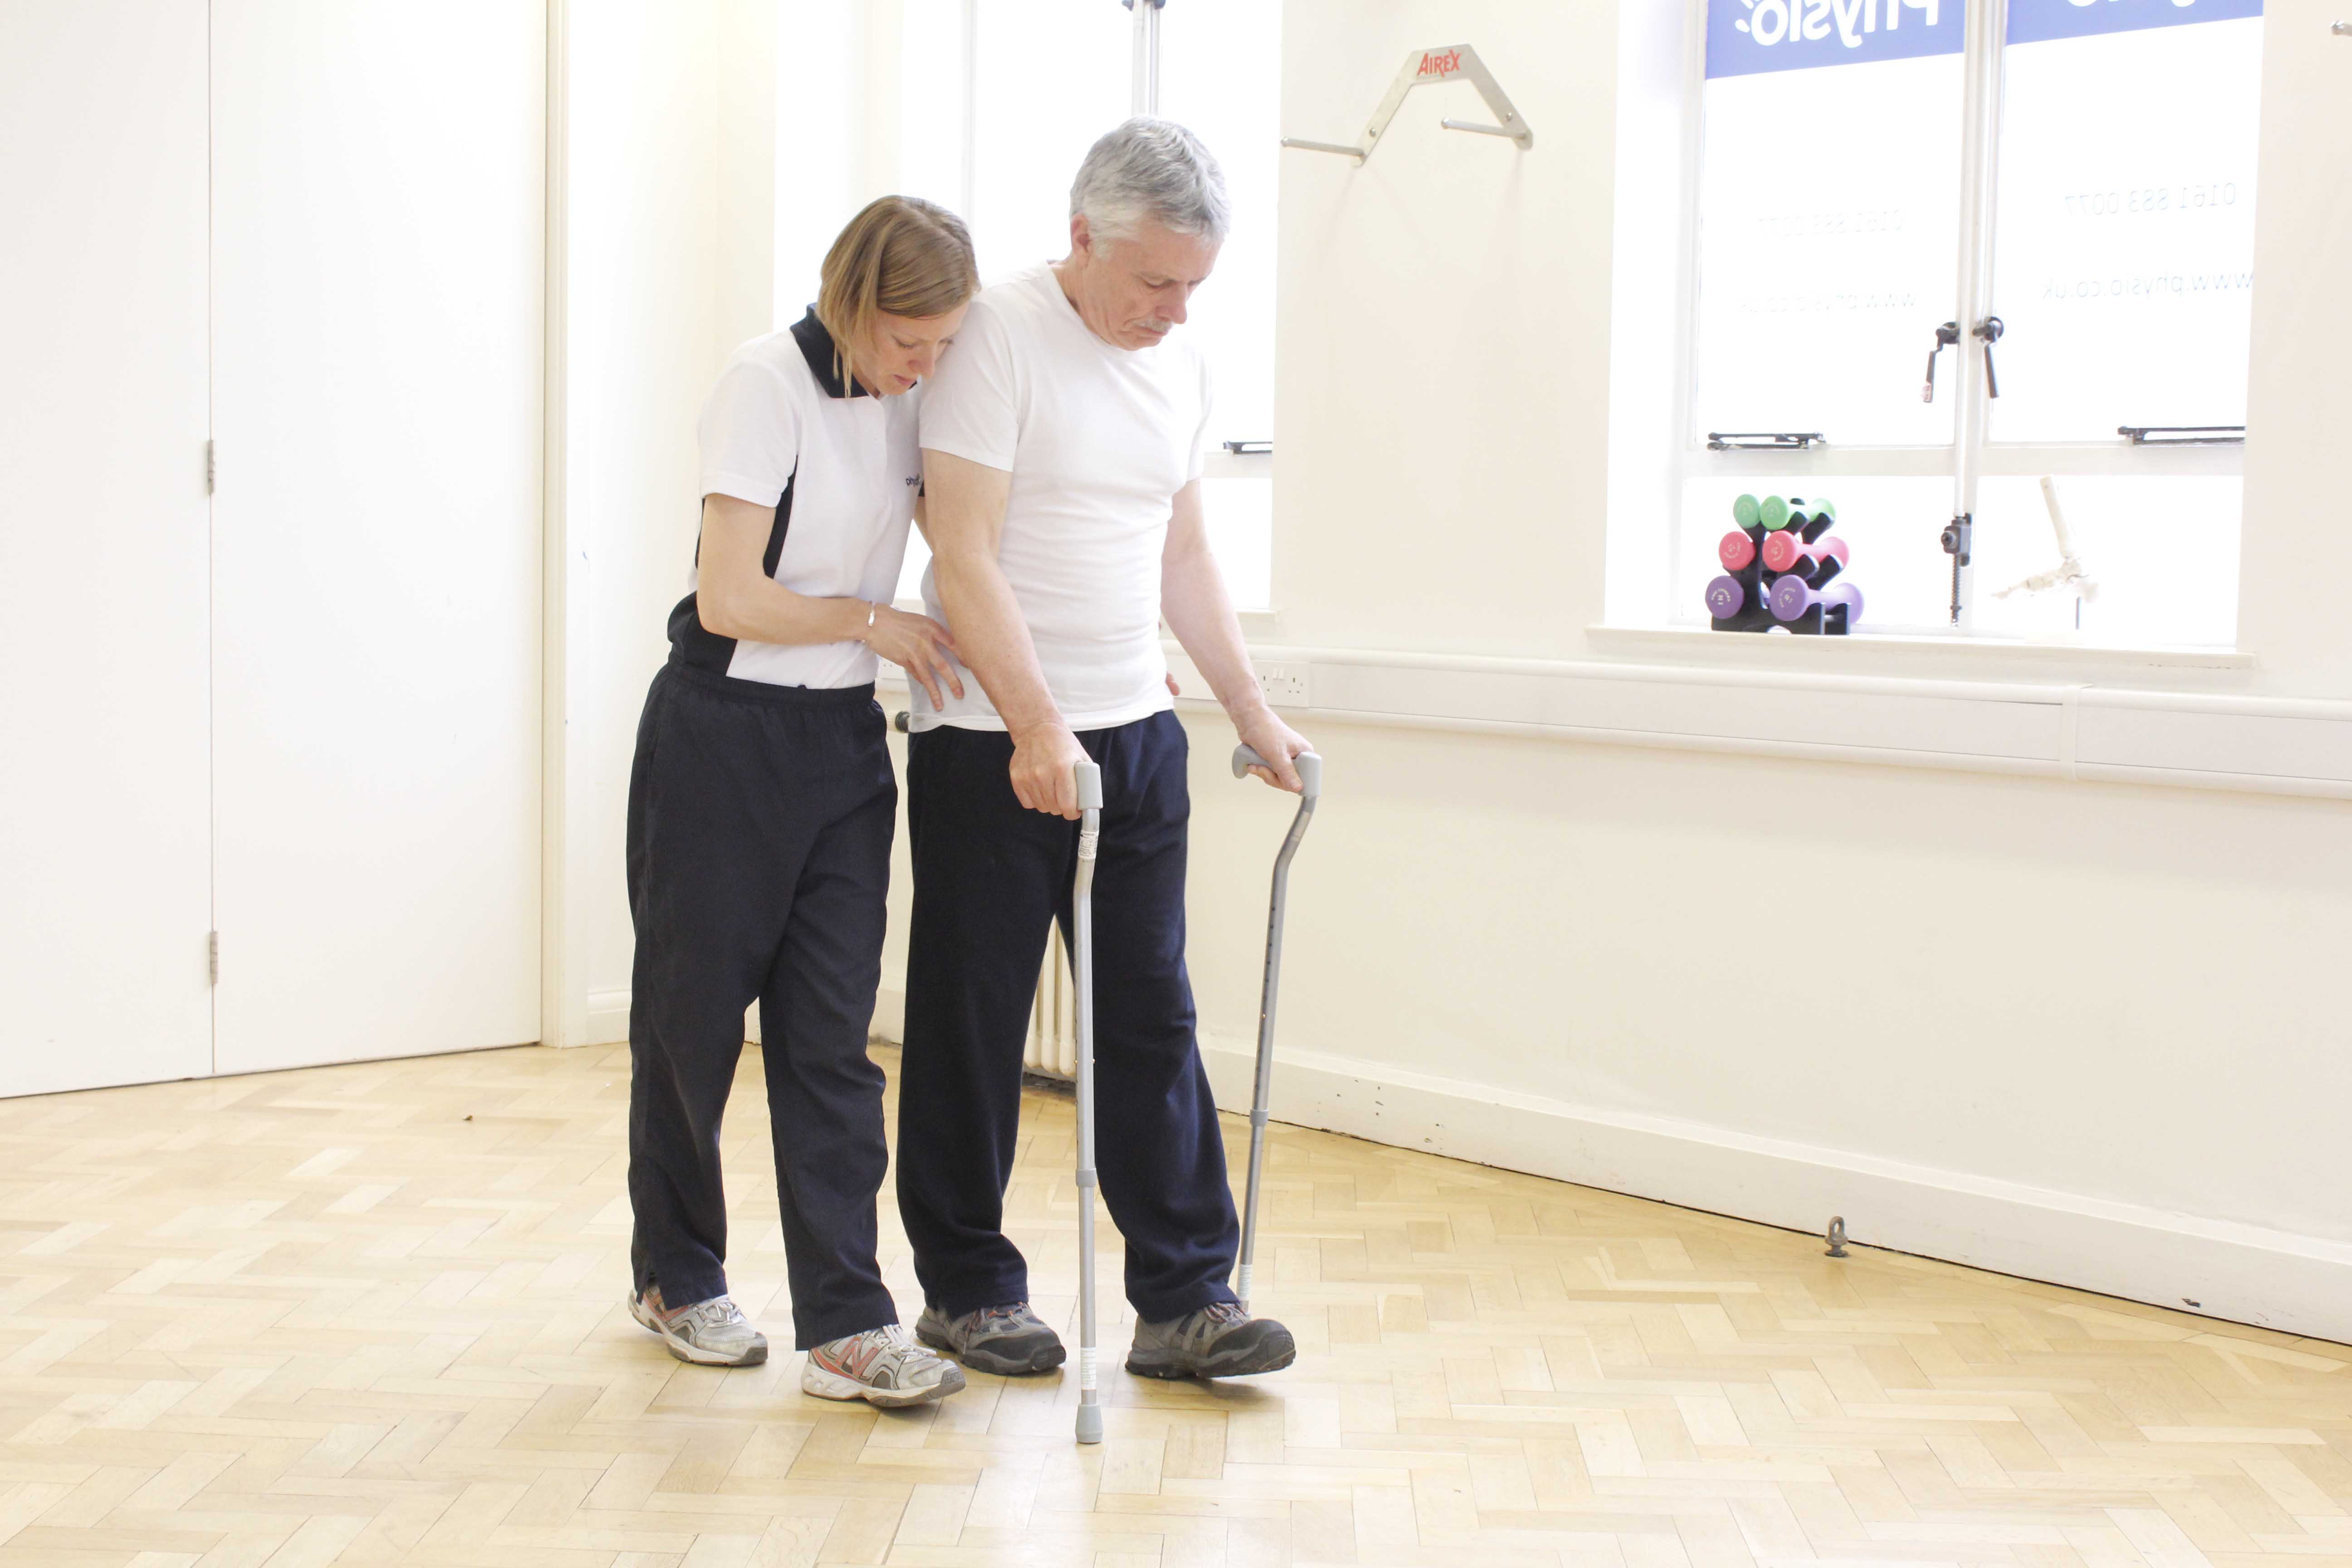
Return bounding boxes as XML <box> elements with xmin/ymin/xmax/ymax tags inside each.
<box><xmin>1069</xmin><ymin>118</ymin><xmax>1230</xmax><ymax>246</ymax></box>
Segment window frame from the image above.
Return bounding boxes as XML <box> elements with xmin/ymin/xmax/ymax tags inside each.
<box><xmin>900</xmin><ymin>0</ymin><xmax>1280</xmax><ymax>611</ymax></box>
<box><xmin>1666</xmin><ymin>0</ymin><xmax>2249</xmax><ymax>642</ymax></box>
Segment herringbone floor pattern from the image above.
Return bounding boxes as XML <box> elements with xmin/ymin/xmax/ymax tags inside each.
<box><xmin>1</xmin><ymin>1044</ymin><xmax>2346</xmax><ymax>1567</ymax></box>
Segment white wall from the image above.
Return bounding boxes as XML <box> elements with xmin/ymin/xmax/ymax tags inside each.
<box><xmin>561</xmin><ymin>0</ymin><xmax>769</xmax><ymax>1040</ymax></box>
<box><xmin>571</xmin><ymin>0</ymin><xmax>2352</xmax><ymax>1339</ymax></box>
<box><xmin>1153</xmin><ymin>0</ymin><xmax>2352</xmax><ymax>1338</ymax></box>
<box><xmin>2235</xmin><ymin>0</ymin><xmax>2352</xmax><ymax>700</ymax></box>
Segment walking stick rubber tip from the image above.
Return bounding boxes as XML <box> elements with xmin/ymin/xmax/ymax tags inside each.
<box><xmin>1076</xmin><ymin>1406</ymin><xmax>1103</xmax><ymax>1444</ymax></box>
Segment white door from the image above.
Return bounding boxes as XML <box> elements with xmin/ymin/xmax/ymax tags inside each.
<box><xmin>0</xmin><ymin>2</ymin><xmax>216</xmax><ymax>1098</ymax></box>
<box><xmin>210</xmin><ymin>1</ymin><xmax>545</xmax><ymax>1074</ymax></box>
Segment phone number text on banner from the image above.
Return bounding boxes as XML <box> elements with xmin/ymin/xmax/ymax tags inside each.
<box><xmin>1706</xmin><ymin>0</ymin><xmax>1962</xmax><ymax>78</ymax></box>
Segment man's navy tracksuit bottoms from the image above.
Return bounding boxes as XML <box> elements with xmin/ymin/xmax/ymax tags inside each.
<box><xmin>896</xmin><ymin>709</ymin><xmax>1241</xmax><ymax>1325</ymax></box>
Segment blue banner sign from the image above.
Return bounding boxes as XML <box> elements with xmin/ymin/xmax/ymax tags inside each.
<box><xmin>2007</xmin><ymin>0</ymin><xmax>2262</xmax><ymax>45</ymax></box>
<box><xmin>1706</xmin><ymin>0</ymin><xmax>1965</xmax><ymax>77</ymax></box>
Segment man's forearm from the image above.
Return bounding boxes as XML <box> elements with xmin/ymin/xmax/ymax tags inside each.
<box><xmin>934</xmin><ymin>549</ymin><xmax>1064</xmax><ymax>735</ymax></box>
<box><xmin>1161</xmin><ymin>541</ymin><xmax>1269</xmax><ymax>723</ymax></box>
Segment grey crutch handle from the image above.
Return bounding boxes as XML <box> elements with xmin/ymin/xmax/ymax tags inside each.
<box><xmin>1070</xmin><ymin>756</ymin><xmax>1104</xmax><ymax>1444</ymax></box>
<box><xmin>1232</xmin><ymin>744</ymin><xmax>1323</xmax><ymax>799</ymax></box>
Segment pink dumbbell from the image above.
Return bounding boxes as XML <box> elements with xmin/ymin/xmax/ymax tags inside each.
<box><xmin>1760</xmin><ymin>531</ymin><xmax>1850</xmax><ymax>574</ymax></box>
<box><xmin>1718</xmin><ymin>530</ymin><xmax>1758</xmax><ymax>572</ymax></box>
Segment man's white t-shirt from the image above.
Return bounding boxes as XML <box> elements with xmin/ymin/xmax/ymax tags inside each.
<box><xmin>913</xmin><ymin>262</ymin><xmax>1210</xmax><ymax>732</ymax></box>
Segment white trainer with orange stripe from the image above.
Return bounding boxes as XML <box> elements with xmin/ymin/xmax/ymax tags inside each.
<box><xmin>801</xmin><ymin>1323</ymin><xmax>967</xmax><ymax>1407</ymax></box>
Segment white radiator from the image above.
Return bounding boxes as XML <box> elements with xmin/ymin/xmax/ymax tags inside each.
<box><xmin>1026</xmin><ymin>931</ymin><xmax>1078</xmax><ymax>1080</ymax></box>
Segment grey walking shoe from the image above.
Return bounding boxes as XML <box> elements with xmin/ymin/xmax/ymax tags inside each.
<box><xmin>913</xmin><ymin>1301</ymin><xmax>1067</xmax><ymax>1375</ymax></box>
<box><xmin>1126</xmin><ymin>1301</ymin><xmax>1295</xmax><ymax>1379</ymax></box>
<box><xmin>628</xmin><ymin>1286</ymin><xmax>768</xmax><ymax>1367</ymax></box>
<box><xmin>801</xmin><ymin>1323</ymin><xmax>968</xmax><ymax>1408</ymax></box>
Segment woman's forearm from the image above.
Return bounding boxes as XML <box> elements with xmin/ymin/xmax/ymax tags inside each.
<box><xmin>694</xmin><ymin>493</ymin><xmax>874</xmax><ymax>647</ymax></box>
<box><xmin>699</xmin><ymin>574</ymin><xmax>872</xmax><ymax>647</ymax></box>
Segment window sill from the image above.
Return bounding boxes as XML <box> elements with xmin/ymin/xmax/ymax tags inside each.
<box><xmin>1159</xmin><ymin>638</ymin><xmax>2350</xmax><ymax>802</ymax></box>
<box><xmin>1585</xmin><ymin>623</ymin><xmax>2255</xmax><ymax>672</ymax></box>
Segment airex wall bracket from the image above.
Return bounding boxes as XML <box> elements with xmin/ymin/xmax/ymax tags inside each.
<box><xmin>1281</xmin><ymin>44</ymin><xmax>1534</xmax><ymax>162</ymax></box>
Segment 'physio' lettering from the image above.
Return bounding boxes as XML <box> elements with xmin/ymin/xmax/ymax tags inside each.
<box><xmin>1707</xmin><ymin>0</ymin><xmax>1959</xmax><ymax>76</ymax></box>
<box><xmin>1733</xmin><ymin>0</ymin><xmax>1936</xmax><ymax>49</ymax></box>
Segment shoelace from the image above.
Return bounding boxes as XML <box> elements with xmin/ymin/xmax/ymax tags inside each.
<box><xmin>679</xmin><ymin>1298</ymin><xmax>746</xmax><ymax>1334</ymax></box>
<box><xmin>829</xmin><ymin>1324</ymin><xmax>927</xmax><ymax>1381</ymax></box>
<box><xmin>976</xmin><ymin>1303</ymin><xmax>1033</xmax><ymax>1331</ymax></box>
<box><xmin>1176</xmin><ymin>1301</ymin><xmax>1249</xmax><ymax>1348</ymax></box>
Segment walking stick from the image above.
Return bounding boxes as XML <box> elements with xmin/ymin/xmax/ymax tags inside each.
<box><xmin>1070</xmin><ymin>758</ymin><xmax>1105</xmax><ymax>1445</ymax></box>
<box><xmin>1228</xmin><ymin>745</ymin><xmax>1322</xmax><ymax>1312</ymax></box>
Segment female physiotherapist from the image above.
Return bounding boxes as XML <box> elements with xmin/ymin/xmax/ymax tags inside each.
<box><xmin>623</xmin><ymin>196</ymin><xmax>976</xmax><ymax>1406</ymax></box>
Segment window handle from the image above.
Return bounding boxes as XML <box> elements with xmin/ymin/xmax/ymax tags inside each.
<box><xmin>1973</xmin><ymin>315</ymin><xmax>2004</xmax><ymax>400</ymax></box>
<box><xmin>1705</xmin><ymin>431</ymin><xmax>1824</xmax><ymax>451</ymax></box>
<box><xmin>1940</xmin><ymin>513</ymin><xmax>1973</xmax><ymax>626</ymax></box>
<box><xmin>1922</xmin><ymin>321</ymin><xmax>1960</xmax><ymax>402</ymax></box>
<box><xmin>2119</xmin><ymin>425</ymin><xmax>2245</xmax><ymax>446</ymax></box>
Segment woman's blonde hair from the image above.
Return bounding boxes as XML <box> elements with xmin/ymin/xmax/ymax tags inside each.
<box><xmin>815</xmin><ymin>196</ymin><xmax>979</xmax><ymax>392</ymax></box>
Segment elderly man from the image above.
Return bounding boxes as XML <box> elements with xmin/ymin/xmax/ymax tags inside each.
<box><xmin>897</xmin><ymin>119</ymin><xmax>1311</xmax><ymax>1381</ymax></box>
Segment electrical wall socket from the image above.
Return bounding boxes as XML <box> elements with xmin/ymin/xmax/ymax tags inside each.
<box><xmin>1254</xmin><ymin>661</ymin><xmax>1310</xmax><ymax>708</ymax></box>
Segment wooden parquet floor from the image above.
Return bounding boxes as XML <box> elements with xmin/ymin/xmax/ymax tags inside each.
<box><xmin>1</xmin><ymin>1044</ymin><xmax>2348</xmax><ymax>1568</ymax></box>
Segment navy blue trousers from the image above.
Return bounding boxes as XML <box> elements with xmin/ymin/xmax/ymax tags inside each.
<box><xmin>895</xmin><ymin>709</ymin><xmax>1240</xmax><ymax>1323</ymax></box>
<box><xmin>624</xmin><ymin>662</ymin><xmax>899</xmax><ymax>1350</ymax></box>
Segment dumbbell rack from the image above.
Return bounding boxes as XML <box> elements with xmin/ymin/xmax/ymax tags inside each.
<box><xmin>1705</xmin><ymin>494</ymin><xmax>1862</xmax><ymax>635</ymax></box>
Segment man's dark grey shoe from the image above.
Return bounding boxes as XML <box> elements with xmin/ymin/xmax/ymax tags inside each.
<box><xmin>914</xmin><ymin>1301</ymin><xmax>1066</xmax><ymax>1375</ymax></box>
<box><xmin>1126</xmin><ymin>1301</ymin><xmax>1296</xmax><ymax>1379</ymax></box>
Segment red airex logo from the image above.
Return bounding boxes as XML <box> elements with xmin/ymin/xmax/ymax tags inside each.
<box><xmin>1415</xmin><ymin>48</ymin><xmax>1462</xmax><ymax>79</ymax></box>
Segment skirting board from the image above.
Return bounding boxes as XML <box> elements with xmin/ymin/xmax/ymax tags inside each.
<box><xmin>585</xmin><ymin>988</ymin><xmax>630</xmax><ymax>1046</ymax></box>
<box><xmin>617</xmin><ymin>987</ymin><xmax>2352</xmax><ymax>1343</ymax></box>
<box><xmin>1191</xmin><ymin>1032</ymin><xmax>2352</xmax><ymax>1346</ymax></box>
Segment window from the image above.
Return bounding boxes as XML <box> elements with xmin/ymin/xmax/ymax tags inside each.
<box><xmin>1674</xmin><ymin>0</ymin><xmax>2262</xmax><ymax>643</ymax></box>
<box><xmin>892</xmin><ymin>0</ymin><xmax>1281</xmax><ymax>611</ymax></box>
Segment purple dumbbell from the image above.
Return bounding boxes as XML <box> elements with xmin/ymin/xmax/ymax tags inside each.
<box><xmin>1705</xmin><ymin>575</ymin><xmax>1747</xmax><ymax>619</ymax></box>
<box><xmin>1768</xmin><ymin>575</ymin><xmax>1862</xmax><ymax>626</ymax></box>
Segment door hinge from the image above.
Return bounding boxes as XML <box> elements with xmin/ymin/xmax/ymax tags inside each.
<box><xmin>208</xmin><ymin>930</ymin><xmax>219</xmax><ymax>984</ymax></box>
<box><xmin>205</xmin><ymin>441</ymin><xmax>216</xmax><ymax>495</ymax></box>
